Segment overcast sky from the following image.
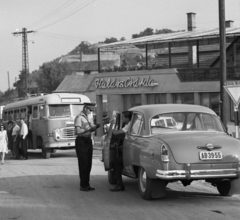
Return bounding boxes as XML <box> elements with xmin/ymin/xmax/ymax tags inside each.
<box><xmin>1</xmin><ymin>0</ymin><xmax>240</xmax><ymax>92</ymax></box>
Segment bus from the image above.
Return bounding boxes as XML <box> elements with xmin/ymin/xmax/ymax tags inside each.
<box><xmin>2</xmin><ymin>93</ymin><xmax>92</xmax><ymax>159</ymax></box>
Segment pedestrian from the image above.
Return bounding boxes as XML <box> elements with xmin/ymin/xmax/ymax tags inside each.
<box><xmin>12</xmin><ymin>121</ymin><xmax>20</xmax><ymax>159</ymax></box>
<box><xmin>20</xmin><ymin>118</ymin><xmax>28</xmax><ymax>160</ymax></box>
<box><xmin>0</xmin><ymin>124</ymin><xmax>8</xmax><ymax>164</ymax></box>
<box><xmin>7</xmin><ymin>121</ymin><xmax>14</xmax><ymax>159</ymax></box>
<box><xmin>74</xmin><ymin>104</ymin><xmax>100</xmax><ymax>191</ymax></box>
<box><xmin>27</xmin><ymin>110</ymin><xmax>33</xmax><ymax>149</ymax></box>
<box><xmin>110</xmin><ymin>111</ymin><xmax>132</xmax><ymax>192</ymax></box>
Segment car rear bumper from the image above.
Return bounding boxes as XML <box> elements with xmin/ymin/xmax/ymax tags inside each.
<box><xmin>156</xmin><ymin>168</ymin><xmax>239</xmax><ymax>180</ymax></box>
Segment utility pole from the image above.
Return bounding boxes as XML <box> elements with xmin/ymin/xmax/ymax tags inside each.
<box><xmin>219</xmin><ymin>0</ymin><xmax>227</xmax><ymax>129</ymax></box>
<box><xmin>7</xmin><ymin>71</ymin><xmax>10</xmax><ymax>90</ymax></box>
<box><xmin>12</xmin><ymin>28</ymin><xmax>34</xmax><ymax>97</ymax></box>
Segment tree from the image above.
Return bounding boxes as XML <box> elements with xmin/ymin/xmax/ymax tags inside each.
<box><xmin>36</xmin><ymin>60</ymin><xmax>74</xmax><ymax>93</ymax></box>
<box><xmin>132</xmin><ymin>28</ymin><xmax>154</xmax><ymax>39</ymax></box>
<box><xmin>132</xmin><ymin>28</ymin><xmax>177</xmax><ymax>39</ymax></box>
<box><xmin>155</xmin><ymin>28</ymin><xmax>175</xmax><ymax>34</ymax></box>
<box><xmin>102</xmin><ymin>37</ymin><xmax>118</xmax><ymax>44</ymax></box>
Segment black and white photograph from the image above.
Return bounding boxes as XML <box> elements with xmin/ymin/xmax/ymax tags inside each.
<box><xmin>1</xmin><ymin>1</ymin><xmax>240</xmax><ymax>220</ymax></box>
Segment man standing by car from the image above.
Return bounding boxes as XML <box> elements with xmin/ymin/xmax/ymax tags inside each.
<box><xmin>20</xmin><ymin>118</ymin><xmax>28</xmax><ymax>160</ymax></box>
<box><xmin>74</xmin><ymin>104</ymin><xmax>100</xmax><ymax>192</ymax></box>
<box><xmin>110</xmin><ymin>111</ymin><xmax>132</xmax><ymax>192</ymax></box>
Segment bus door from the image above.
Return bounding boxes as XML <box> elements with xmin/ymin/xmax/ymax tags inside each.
<box><xmin>32</xmin><ymin>105</ymin><xmax>47</xmax><ymax>149</ymax></box>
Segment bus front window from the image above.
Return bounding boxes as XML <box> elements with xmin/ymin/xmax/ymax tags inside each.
<box><xmin>49</xmin><ymin>105</ymin><xmax>71</xmax><ymax>117</ymax></box>
<box><xmin>72</xmin><ymin>105</ymin><xmax>84</xmax><ymax>117</ymax></box>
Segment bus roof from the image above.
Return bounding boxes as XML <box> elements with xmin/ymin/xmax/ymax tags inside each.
<box><xmin>3</xmin><ymin>93</ymin><xmax>91</xmax><ymax>110</ymax></box>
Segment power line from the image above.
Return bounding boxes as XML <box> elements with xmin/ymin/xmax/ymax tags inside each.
<box><xmin>38</xmin><ymin>31</ymin><xmax>112</xmax><ymax>41</ymax></box>
<box><xmin>35</xmin><ymin>0</ymin><xmax>96</xmax><ymax>31</ymax></box>
<box><xmin>27</xmin><ymin>0</ymin><xmax>77</xmax><ymax>28</ymax></box>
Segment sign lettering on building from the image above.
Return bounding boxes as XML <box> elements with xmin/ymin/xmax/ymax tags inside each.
<box><xmin>95</xmin><ymin>77</ymin><xmax>158</xmax><ymax>89</ymax></box>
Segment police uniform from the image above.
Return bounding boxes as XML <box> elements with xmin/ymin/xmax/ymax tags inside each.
<box><xmin>74</xmin><ymin>111</ymin><xmax>93</xmax><ymax>190</ymax></box>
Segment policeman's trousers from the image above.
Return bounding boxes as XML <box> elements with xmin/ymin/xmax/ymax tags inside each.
<box><xmin>75</xmin><ymin>136</ymin><xmax>93</xmax><ymax>188</ymax></box>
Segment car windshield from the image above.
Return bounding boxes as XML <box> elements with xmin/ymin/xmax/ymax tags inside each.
<box><xmin>150</xmin><ymin>112</ymin><xmax>225</xmax><ymax>134</ymax></box>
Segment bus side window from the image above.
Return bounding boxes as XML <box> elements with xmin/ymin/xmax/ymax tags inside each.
<box><xmin>14</xmin><ymin>109</ymin><xmax>20</xmax><ymax>120</ymax></box>
<box><xmin>3</xmin><ymin>111</ymin><xmax>8</xmax><ymax>122</ymax></box>
<box><xmin>39</xmin><ymin>105</ymin><xmax>46</xmax><ymax>119</ymax></box>
<box><xmin>20</xmin><ymin>108</ymin><xmax>27</xmax><ymax>119</ymax></box>
<box><xmin>8</xmin><ymin>111</ymin><xmax>13</xmax><ymax>121</ymax></box>
<box><xmin>33</xmin><ymin>106</ymin><xmax>38</xmax><ymax>119</ymax></box>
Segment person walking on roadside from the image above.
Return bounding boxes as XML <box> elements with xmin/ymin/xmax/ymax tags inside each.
<box><xmin>12</xmin><ymin>121</ymin><xmax>20</xmax><ymax>159</ymax></box>
<box><xmin>20</xmin><ymin>118</ymin><xmax>28</xmax><ymax>160</ymax></box>
<box><xmin>74</xmin><ymin>104</ymin><xmax>100</xmax><ymax>192</ymax></box>
<box><xmin>0</xmin><ymin>124</ymin><xmax>8</xmax><ymax>164</ymax></box>
<box><xmin>7</xmin><ymin>121</ymin><xmax>14</xmax><ymax>159</ymax></box>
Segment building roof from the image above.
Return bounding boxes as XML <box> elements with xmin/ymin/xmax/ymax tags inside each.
<box><xmin>55</xmin><ymin>75</ymin><xmax>95</xmax><ymax>93</ymax></box>
<box><xmin>98</xmin><ymin>27</ymin><xmax>240</xmax><ymax>49</ymax></box>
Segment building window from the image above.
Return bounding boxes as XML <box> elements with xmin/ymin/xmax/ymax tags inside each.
<box><xmin>173</xmin><ymin>93</ymin><xmax>194</xmax><ymax>104</ymax></box>
<box><xmin>200</xmin><ymin>92</ymin><xmax>220</xmax><ymax>116</ymax></box>
<box><xmin>147</xmin><ymin>94</ymin><xmax>166</xmax><ymax>104</ymax></box>
<box><xmin>123</xmin><ymin>94</ymin><xmax>141</xmax><ymax>109</ymax></box>
<box><xmin>131</xmin><ymin>94</ymin><xmax>141</xmax><ymax>107</ymax></box>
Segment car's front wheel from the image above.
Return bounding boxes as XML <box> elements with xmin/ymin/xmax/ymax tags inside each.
<box><xmin>217</xmin><ymin>180</ymin><xmax>232</xmax><ymax>196</ymax></box>
<box><xmin>138</xmin><ymin>167</ymin><xmax>166</xmax><ymax>200</ymax></box>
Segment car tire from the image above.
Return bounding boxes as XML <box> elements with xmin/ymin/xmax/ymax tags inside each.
<box><xmin>217</xmin><ymin>180</ymin><xmax>232</xmax><ymax>196</ymax></box>
<box><xmin>138</xmin><ymin>167</ymin><xmax>166</xmax><ymax>200</ymax></box>
<box><xmin>108</xmin><ymin>170</ymin><xmax>117</xmax><ymax>185</ymax></box>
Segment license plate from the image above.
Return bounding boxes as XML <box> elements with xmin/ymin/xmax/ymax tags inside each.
<box><xmin>199</xmin><ymin>151</ymin><xmax>223</xmax><ymax>160</ymax></box>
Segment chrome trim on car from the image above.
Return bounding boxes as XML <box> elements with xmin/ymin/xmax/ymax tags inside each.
<box><xmin>156</xmin><ymin>168</ymin><xmax>238</xmax><ymax>180</ymax></box>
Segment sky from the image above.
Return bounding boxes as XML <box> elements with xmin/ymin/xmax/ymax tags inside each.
<box><xmin>1</xmin><ymin>0</ymin><xmax>240</xmax><ymax>92</ymax></box>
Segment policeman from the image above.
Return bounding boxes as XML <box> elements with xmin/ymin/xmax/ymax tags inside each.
<box><xmin>74</xmin><ymin>104</ymin><xmax>100</xmax><ymax>191</ymax></box>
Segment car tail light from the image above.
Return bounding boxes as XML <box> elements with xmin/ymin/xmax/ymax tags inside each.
<box><xmin>161</xmin><ymin>144</ymin><xmax>169</xmax><ymax>162</ymax></box>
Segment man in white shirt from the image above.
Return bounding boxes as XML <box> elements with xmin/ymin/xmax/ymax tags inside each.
<box><xmin>20</xmin><ymin>119</ymin><xmax>28</xmax><ymax>160</ymax></box>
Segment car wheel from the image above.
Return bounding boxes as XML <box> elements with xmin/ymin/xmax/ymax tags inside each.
<box><xmin>138</xmin><ymin>167</ymin><xmax>166</xmax><ymax>200</ymax></box>
<box><xmin>217</xmin><ymin>180</ymin><xmax>232</xmax><ymax>196</ymax></box>
<box><xmin>108</xmin><ymin>170</ymin><xmax>117</xmax><ymax>185</ymax></box>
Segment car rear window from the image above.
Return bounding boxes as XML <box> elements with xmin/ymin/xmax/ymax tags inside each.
<box><xmin>150</xmin><ymin>112</ymin><xmax>225</xmax><ymax>134</ymax></box>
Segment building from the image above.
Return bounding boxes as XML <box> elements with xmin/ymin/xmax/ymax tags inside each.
<box><xmin>56</xmin><ymin>13</ymin><xmax>240</xmax><ymax>137</ymax></box>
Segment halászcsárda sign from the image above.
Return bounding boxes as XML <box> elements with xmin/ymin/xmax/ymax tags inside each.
<box><xmin>95</xmin><ymin>77</ymin><xmax>158</xmax><ymax>89</ymax></box>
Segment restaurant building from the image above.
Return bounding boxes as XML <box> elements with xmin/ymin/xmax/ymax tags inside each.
<box><xmin>56</xmin><ymin>13</ymin><xmax>240</xmax><ymax>136</ymax></box>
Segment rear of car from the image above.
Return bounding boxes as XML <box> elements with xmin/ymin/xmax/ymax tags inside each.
<box><xmin>148</xmin><ymin>107</ymin><xmax>240</xmax><ymax>197</ymax></box>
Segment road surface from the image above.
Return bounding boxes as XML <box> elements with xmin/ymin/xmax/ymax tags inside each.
<box><xmin>0</xmin><ymin>149</ymin><xmax>240</xmax><ymax>220</ymax></box>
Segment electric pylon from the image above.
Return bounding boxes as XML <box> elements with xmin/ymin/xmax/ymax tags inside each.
<box><xmin>12</xmin><ymin>28</ymin><xmax>34</xmax><ymax>97</ymax></box>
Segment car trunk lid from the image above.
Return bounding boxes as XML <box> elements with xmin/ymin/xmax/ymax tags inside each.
<box><xmin>157</xmin><ymin>131</ymin><xmax>240</xmax><ymax>164</ymax></box>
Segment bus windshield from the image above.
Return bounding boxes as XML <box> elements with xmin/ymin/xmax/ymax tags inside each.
<box><xmin>49</xmin><ymin>104</ymin><xmax>71</xmax><ymax>117</ymax></box>
<box><xmin>49</xmin><ymin>104</ymin><xmax>84</xmax><ymax>117</ymax></box>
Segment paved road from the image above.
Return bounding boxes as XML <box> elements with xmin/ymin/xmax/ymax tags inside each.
<box><xmin>0</xmin><ymin>149</ymin><xmax>240</xmax><ymax>220</ymax></box>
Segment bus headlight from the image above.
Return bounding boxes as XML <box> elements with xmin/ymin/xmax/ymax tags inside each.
<box><xmin>53</xmin><ymin>128</ymin><xmax>61</xmax><ymax>141</ymax></box>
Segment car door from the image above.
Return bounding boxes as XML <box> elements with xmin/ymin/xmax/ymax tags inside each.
<box><xmin>102</xmin><ymin>111</ymin><xmax>124</xmax><ymax>171</ymax></box>
<box><xmin>122</xmin><ymin>112</ymin><xmax>144</xmax><ymax>178</ymax></box>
